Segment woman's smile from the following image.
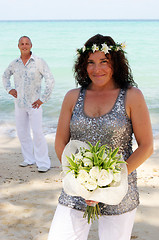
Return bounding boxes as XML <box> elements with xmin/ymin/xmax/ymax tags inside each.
<box><xmin>87</xmin><ymin>51</ymin><xmax>114</xmax><ymax>88</ymax></box>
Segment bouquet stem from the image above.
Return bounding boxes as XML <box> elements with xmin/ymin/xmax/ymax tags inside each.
<box><xmin>83</xmin><ymin>203</ymin><xmax>101</xmax><ymax>224</ymax></box>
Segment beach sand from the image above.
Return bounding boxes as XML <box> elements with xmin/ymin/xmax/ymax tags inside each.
<box><xmin>0</xmin><ymin>135</ymin><xmax>159</xmax><ymax>240</ymax></box>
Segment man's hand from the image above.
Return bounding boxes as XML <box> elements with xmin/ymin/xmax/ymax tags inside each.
<box><xmin>9</xmin><ymin>89</ymin><xmax>17</xmax><ymax>98</ymax></box>
<box><xmin>32</xmin><ymin>99</ymin><xmax>43</xmax><ymax>109</ymax></box>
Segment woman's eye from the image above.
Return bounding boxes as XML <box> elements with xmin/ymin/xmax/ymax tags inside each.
<box><xmin>101</xmin><ymin>60</ymin><xmax>108</xmax><ymax>63</ymax></box>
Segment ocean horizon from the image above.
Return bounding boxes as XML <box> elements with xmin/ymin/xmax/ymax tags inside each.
<box><xmin>0</xmin><ymin>19</ymin><xmax>159</xmax><ymax>21</ymax></box>
<box><xmin>0</xmin><ymin>19</ymin><xmax>159</xmax><ymax>140</ymax></box>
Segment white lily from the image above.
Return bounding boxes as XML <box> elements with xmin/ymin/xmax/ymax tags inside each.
<box><xmin>82</xmin><ymin>45</ymin><xmax>86</xmax><ymax>52</ymax></box>
<box><xmin>101</xmin><ymin>43</ymin><xmax>110</xmax><ymax>54</ymax></box>
<box><xmin>121</xmin><ymin>42</ymin><xmax>126</xmax><ymax>50</ymax></box>
<box><xmin>92</xmin><ymin>44</ymin><xmax>99</xmax><ymax>53</ymax></box>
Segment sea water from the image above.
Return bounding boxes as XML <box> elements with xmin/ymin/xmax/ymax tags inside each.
<box><xmin>0</xmin><ymin>20</ymin><xmax>159</xmax><ymax>140</ymax></box>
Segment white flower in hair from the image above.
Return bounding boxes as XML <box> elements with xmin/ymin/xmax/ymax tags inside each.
<box><xmin>116</xmin><ymin>46</ymin><xmax>120</xmax><ymax>51</ymax></box>
<box><xmin>82</xmin><ymin>45</ymin><xmax>86</xmax><ymax>52</ymax></box>
<box><xmin>121</xmin><ymin>42</ymin><xmax>126</xmax><ymax>51</ymax></box>
<box><xmin>76</xmin><ymin>49</ymin><xmax>80</xmax><ymax>56</ymax></box>
<box><xmin>101</xmin><ymin>43</ymin><xmax>110</xmax><ymax>54</ymax></box>
<box><xmin>92</xmin><ymin>44</ymin><xmax>99</xmax><ymax>53</ymax></box>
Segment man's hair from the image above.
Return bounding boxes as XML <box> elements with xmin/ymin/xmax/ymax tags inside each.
<box><xmin>18</xmin><ymin>36</ymin><xmax>32</xmax><ymax>45</ymax></box>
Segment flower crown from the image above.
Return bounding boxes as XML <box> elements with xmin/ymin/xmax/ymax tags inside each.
<box><xmin>77</xmin><ymin>42</ymin><xmax>126</xmax><ymax>56</ymax></box>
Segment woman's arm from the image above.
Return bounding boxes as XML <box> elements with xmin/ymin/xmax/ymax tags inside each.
<box><xmin>126</xmin><ymin>87</ymin><xmax>154</xmax><ymax>174</ymax></box>
<box><xmin>55</xmin><ymin>88</ymin><xmax>80</xmax><ymax>162</ymax></box>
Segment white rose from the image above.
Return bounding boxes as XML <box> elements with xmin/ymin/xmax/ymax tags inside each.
<box><xmin>77</xmin><ymin>170</ymin><xmax>89</xmax><ymax>184</ymax></box>
<box><xmin>89</xmin><ymin>166</ymin><xmax>100</xmax><ymax>179</ymax></box>
<box><xmin>84</xmin><ymin>177</ymin><xmax>97</xmax><ymax>191</ymax></box>
<box><xmin>97</xmin><ymin>169</ymin><xmax>113</xmax><ymax>187</ymax></box>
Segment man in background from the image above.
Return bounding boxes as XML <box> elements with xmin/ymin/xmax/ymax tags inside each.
<box><xmin>2</xmin><ymin>36</ymin><xmax>54</xmax><ymax>172</ymax></box>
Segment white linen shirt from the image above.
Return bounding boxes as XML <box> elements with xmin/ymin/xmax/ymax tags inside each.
<box><xmin>2</xmin><ymin>54</ymin><xmax>54</xmax><ymax>108</ymax></box>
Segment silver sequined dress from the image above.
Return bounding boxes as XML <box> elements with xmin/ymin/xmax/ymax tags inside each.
<box><xmin>59</xmin><ymin>88</ymin><xmax>139</xmax><ymax>215</ymax></box>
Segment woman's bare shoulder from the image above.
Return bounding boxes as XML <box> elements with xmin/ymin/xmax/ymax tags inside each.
<box><xmin>127</xmin><ymin>87</ymin><xmax>145</xmax><ymax>103</ymax></box>
<box><xmin>63</xmin><ymin>87</ymin><xmax>81</xmax><ymax>110</ymax></box>
<box><xmin>64</xmin><ymin>88</ymin><xmax>80</xmax><ymax>101</ymax></box>
<box><xmin>66</xmin><ymin>87</ymin><xmax>81</xmax><ymax>97</ymax></box>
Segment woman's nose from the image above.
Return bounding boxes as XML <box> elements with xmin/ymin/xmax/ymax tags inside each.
<box><xmin>94</xmin><ymin>64</ymin><xmax>101</xmax><ymax>72</ymax></box>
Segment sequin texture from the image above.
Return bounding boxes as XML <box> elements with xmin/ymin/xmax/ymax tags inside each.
<box><xmin>59</xmin><ymin>88</ymin><xmax>139</xmax><ymax>215</ymax></box>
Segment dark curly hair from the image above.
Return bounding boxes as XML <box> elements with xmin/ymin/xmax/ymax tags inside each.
<box><xmin>74</xmin><ymin>34</ymin><xmax>137</xmax><ymax>89</ymax></box>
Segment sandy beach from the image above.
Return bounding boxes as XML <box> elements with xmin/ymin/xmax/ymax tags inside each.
<box><xmin>0</xmin><ymin>134</ymin><xmax>159</xmax><ymax>240</ymax></box>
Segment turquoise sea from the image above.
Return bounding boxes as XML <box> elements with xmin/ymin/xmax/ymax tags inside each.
<box><xmin>0</xmin><ymin>20</ymin><xmax>159</xmax><ymax>139</ymax></box>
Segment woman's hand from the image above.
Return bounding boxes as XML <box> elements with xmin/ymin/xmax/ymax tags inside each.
<box><xmin>85</xmin><ymin>200</ymin><xmax>99</xmax><ymax>206</ymax></box>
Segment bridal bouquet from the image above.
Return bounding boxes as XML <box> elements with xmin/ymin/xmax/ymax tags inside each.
<box><xmin>62</xmin><ymin>140</ymin><xmax>128</xmax><ymax>223</ymax></box>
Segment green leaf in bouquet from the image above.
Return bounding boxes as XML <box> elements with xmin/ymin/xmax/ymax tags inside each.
<box><xmin>65</xmin><ymin>156</ymin><xmax>81</xmax><ymax>177</ymax></box>
<box><xmin>93</xmin><ymin>152</ymin><xmax>99</xmax><ymax>166</ymax></box>
<box><xmin>107</xmin><ymin>159</ymin><xmax>117</xmax><ymax>168</ymax></box>
<box><xmin>97</xmin><ymin>148</ymin><xmax>105</xmax><ymax>158</ymax></box>
<box><xmin>79</xmin><ymin>166</ymin><xmax>91</xmax><ymax>172</ymax></box>
<box><xmin>86</xmin><ymin>141</ymin><xmax>94</xmax><ymax>151</ymax></box>
<box><xmin>66</xmin><ymin>156</ymin><xmax>77</xmax><ymax>168</ymax></box>
<box><xmin>102</xmin><ymin>160</ymin><xmax>108</xmax><ymax>169</ymax></box>
<box><xmin>83</xmin><ymin>155</ymin><xmax>94</xmax><ymax>163</ymax></box>
<box><xmin>115</xmin><ymin>166</ymin><xmax>122</xmax><ymax>171</ymax></box>
<box><xmin>86</xmin><ymin>140</ymin><xmax>101</xmax><ymax>153</ymax></box>
<box><xmin>94</xmin><ymin>140</ymin><xmax>100</xmax><ymax>152</ymax></box>
<box><xmin>105</xmin><ymin>156</ymin><xmax>112</xmax><ymax>167</ymax></box>
<box><xmin>116</xmin><ymin>160</ymin><xmax>127</xmax><ymax>164</ymax></box>
<box><xmin>66</xmin><ymin>155</ymin><xmax>78</xmax><ymax>168</ymax></box>
<box><xmin>96</xmin><ymin>157</ymin><xmax>105</xmax><ymax>167</ymax></box>
<box><xmin>111</xmin><ymin>147</ymin><xmax>119</xmax><ymax>159</ymax></box>
<box><xmin>107</xmin><ymin>147</ymin><xmax>112</xmax><ymax>158</ymax></box>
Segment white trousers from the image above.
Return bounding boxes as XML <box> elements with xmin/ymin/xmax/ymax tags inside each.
<box><xmin>15</xmin><ymin>104</ymin><xmax>50</xmax><ymax>168</ymax></box>
<box><xmin>48</xmin><ymin>204</ymin><xmax>136</xmax><ymax>240</ymax></box>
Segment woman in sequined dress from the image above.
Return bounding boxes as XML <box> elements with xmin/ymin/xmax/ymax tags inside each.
<box><xmin>48</xmin><ymin>34</ymin><xmax>153</xmax><ymax>240</ymax></box>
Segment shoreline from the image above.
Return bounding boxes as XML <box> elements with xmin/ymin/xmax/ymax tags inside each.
<box><xmin>0</xmin><ymin>136</ymin><xmax>159</xmax><ymax>240</ymax></box>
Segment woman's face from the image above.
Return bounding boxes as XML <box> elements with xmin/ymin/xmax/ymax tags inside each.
<box><xmin>86</xmin><ymin>51</ymin><xmax>114</xmax><ymax>89</ymax></box>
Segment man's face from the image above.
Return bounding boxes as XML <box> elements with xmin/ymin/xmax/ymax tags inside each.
<box><xmin>18</xmin><ymin>37</ymin><xmax>32</xmax><ymax>55</ymax></box>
